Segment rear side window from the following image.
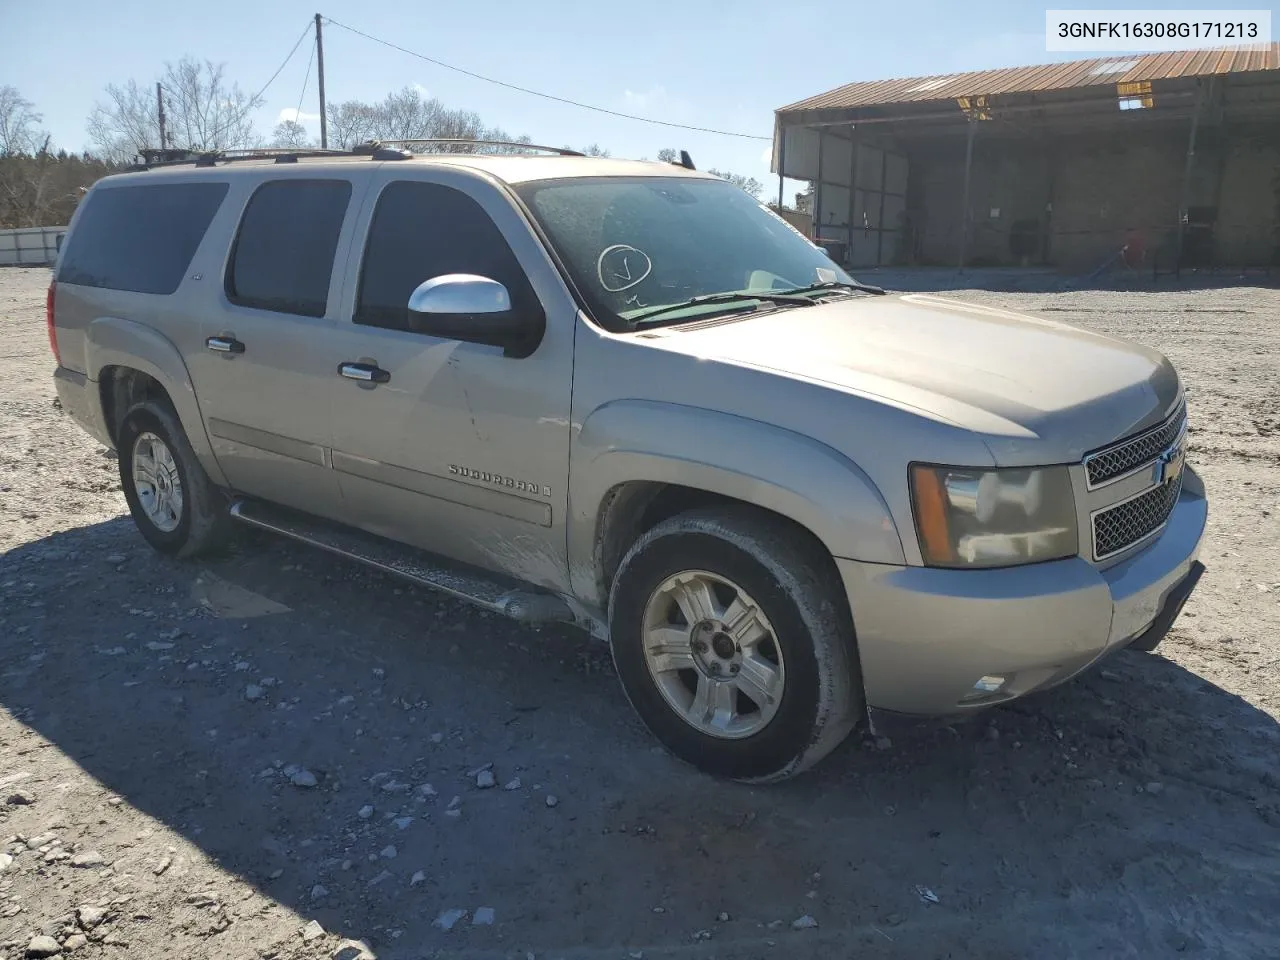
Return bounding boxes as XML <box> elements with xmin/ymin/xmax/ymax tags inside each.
<box><xmin>225</xmin><ymin>179</ymin><xmax>351</xmax><ymax>317</ymax></box>
<box><xmin>356</xmin><ymin>180</ymin><xmax>535</xmax><ymax>331</ymax></box>
<box><xmin>57</xmin><ymin>182</ymin><xmax>228</xmax><ymax>294</ymax></box>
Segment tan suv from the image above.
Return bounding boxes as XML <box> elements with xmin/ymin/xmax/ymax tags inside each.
<box><xmin>48</xmin><ymin>142</ymin><xmax>1207</xmax><ymax>782</ymax></box>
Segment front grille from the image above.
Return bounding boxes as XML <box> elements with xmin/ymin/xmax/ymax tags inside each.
<box><xmin>1092</xmin><ymin>474</ymin><xmax>1182</xmax><ymax>560</ymax></box>
<box><xmin>1084</xmin><ymin>405</ymin><xmax>1186</xmax><ymax>488</ymax></box>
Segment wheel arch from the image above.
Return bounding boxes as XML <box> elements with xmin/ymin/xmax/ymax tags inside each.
<box><xmin>569</xmin><ymin>400</ymin><xmax>906</xmax><ymax>611</ymax></box>
<box><xmin>86</xmin><ymin>316</ymin><xmax>228</xmax><ymax>488</ymax></box>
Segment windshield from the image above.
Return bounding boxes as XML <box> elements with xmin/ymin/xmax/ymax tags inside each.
<box><xmin>513</xmin><ymin>176</ymin><xmax>857</xmax><ymax>330</ymax></box>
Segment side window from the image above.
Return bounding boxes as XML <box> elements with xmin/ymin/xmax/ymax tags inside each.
<box><xmin>58</xmin><ymin>182</ymin><xmax>228</xmax><ymax>294</ymax></box>
<box><xmin>356</xmin><ymin>180</ymin><xmax>535</xmax><ymax>331</ymax></box>
<box><xmin>225</xmin><ymin>179</ymin><xmax>351</xmax><ymax>317</ymax></box>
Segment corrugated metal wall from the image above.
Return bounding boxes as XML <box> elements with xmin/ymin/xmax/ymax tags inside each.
<box><xmin>904</xmin><ymin>124</ymin><xmax>1278</xmax><ymax>269</ymax></box>
<box><xmin>0</xmin><ymin>226</ymin><xmax>66</xmax><ymax>267</ymax></box>
<box><xmin>778</xmin><ymin>127</ymin><xmax>909</xmax><ymax>267</ymax></box>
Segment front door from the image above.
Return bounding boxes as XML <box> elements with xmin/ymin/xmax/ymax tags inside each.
<box><xmin>190</xmin><ymin>174</ymin><xmax>368</xmax><ymax>521</ymax></box>
<box><xmin>326</xmin><ymin>172</ymin><xmax>575</xmax><ymax>591</ymax></box>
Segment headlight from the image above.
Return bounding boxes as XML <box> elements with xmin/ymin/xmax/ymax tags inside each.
<box><xmin>909</xmin><ymin>464</ymin><xmax>1078</xmax><ymax>568</ymax></box>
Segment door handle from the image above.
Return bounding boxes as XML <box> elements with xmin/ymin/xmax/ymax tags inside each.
<box><xmin>206</xmin><ymin>336</ymin><xmax>245</xmax><ymax>354</ymax></box>
<box><xmin>338</xmin><ymin>362</ymin><xmax>390</xmax><ymax>384</ymax></box>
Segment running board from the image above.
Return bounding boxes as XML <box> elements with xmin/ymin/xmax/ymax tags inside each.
<box><xmin>228</xmin><ymin>499</ymin><xmax>577</xmax><ymax>626</ymax></box>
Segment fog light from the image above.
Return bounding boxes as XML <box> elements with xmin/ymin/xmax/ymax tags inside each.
<box><xmin>973</xmin><ymin>675</ymin><xmax>1006</xmax><ymax>693</ymax></box>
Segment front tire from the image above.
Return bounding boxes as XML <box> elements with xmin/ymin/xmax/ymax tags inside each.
<box><xmin>117</xmin><ymin>400</ymin><xmax>230</xmax><ymax>558</ymax></box>
<box><xmin>608</xmin><ymin>507</ymin><xmax>863</xmax><ymax>783</ymax></box>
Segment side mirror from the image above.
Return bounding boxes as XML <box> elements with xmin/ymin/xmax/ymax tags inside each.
<box><xmin>406</xmin><ymin>274</ymin><xmax>541</xmax><ymax>357</ymax></box>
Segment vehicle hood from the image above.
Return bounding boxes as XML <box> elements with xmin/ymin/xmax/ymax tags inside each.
<box><xmin>641</xmin><ymin>292</ymin><xmax>1181</xmax><ymax>463</ymax></box>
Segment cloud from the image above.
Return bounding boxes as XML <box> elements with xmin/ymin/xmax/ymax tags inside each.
<box><xmin>412</xmin><ymin>83</ymin><xmax>430</xmax><ymax>98</ymax></box>
<box><xmin>277</xmin><ymin>107</ymin><xmax>320</xmax><ymax>124</ymax></box>
<box><xmin>622</xmin><ymin>85</ymin><xmax>667</xmax><ymax>110</ymax></box>
<box><xmin>760</xmin><ymin>146</ymin><xmax>774</xmax><ymax>165</ymax></box>
<box><xmin>621</xmin><ymin>85</ymin><xmax>691</xmax><ymax>119</ymax></box>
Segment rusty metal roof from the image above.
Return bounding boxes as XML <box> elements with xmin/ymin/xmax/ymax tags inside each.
<box><xmin>778</xmin><ymin>43</ymin><xmax>1280</xmax><ymax>114</ymax></box>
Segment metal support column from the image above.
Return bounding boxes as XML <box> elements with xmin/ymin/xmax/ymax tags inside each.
<box><xmin>847</xmin><ymin>126</ymin><xmax>859</xmax><ymax>264</ymax></box>
<box><xmin>1175</xmin><ymin>79</ymin><xmax>1205</xmax><ymax>278</ymax></box>
<box><xmin>814</xmin><ymin>131</ymin><xmax>825</xmax><ymax>242</ymax></box>
<box><xmin>1040</xmin><ymin>136</ymin><xmax>1056</xmax><ymax>265</ymax></box>
<box><xmin>876</xmin><ymin>149</ymin><xmax>889</xmax><ymax>266</ymax></box>
<box><xmin>777</xmin><ymin>126</ymin><xmax>786</xmax><ymax>208</ymax></box>
<box><xmin>958</xmin><ymin>116</ymin><xmax>977</xmax><ymax>271</ymax></box>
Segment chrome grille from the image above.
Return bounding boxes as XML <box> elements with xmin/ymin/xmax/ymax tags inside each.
<box><xmin>1084</xmin><ymin>405</ymin><xmax>1186</xmax><ymax>488</ymax></box>
<box><xmin>1092</xmin><ymin>473</ymin><xmax>1183</xmax><ymax>560</ymax></box>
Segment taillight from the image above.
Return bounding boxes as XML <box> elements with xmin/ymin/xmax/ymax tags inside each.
<box><xmin>46</xmin><ymin>279</ymin><xmax>60</xmax><ymax>365</ymax></box>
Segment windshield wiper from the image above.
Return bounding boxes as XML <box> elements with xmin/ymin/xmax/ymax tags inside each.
<box><xmin>776</xmin><ymin>279</ymin><xmax>887</xmax><ymax>297</ymax></box>
<box><xmin>628</xmin><ymin>291</ymin><xmax>816</xmax><ymax>328</ymax></box>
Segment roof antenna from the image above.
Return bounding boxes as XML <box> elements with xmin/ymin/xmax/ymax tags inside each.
<box><xmin>679</xmin><ymin>150</ymin><xmax>695</xmax><ymax>170</ymax></box>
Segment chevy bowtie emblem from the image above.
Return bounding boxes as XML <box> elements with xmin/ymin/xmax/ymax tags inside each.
<box><xmin>1151</xmin><ymin>442</ymin><xmax>1185</xmax><ymax>486</ymax></box>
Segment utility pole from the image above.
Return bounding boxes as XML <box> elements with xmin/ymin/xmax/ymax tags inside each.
<box><xmin>315</xmin><ymin>14</ymin><xmax>328</xmax><ymax>148</ymax></box>
<box><xmin>156</xmin><ymin>82</ymin><xmax>167</xmax><ymax>150</ymax></box>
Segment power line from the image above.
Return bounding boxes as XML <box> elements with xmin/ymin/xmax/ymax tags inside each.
<box><xmin>321</xmin><ymin>15</ymin><xmax>771</xmax><ymax>142</ymax></box>
<box><xmin>294</xmin><ymin>31</ymin><xmax>317</xmax><ymax>129</ymax></box>
<box><xmin>208</xmin><ymin>20</ymin><xmax>314</xmax><ymax>142</ymax></box>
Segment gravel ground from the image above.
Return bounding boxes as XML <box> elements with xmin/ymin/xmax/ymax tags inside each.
<box><xmin>2</xmin><ymin>265</ymin><xmax>1278</xmax><ymax>960</ymax></box>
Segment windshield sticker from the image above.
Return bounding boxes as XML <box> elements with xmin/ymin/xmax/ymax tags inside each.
<box><xmin>597</xmin><ymin>244</ymin><xmax>653</xmax><ymax>293</ymax></box>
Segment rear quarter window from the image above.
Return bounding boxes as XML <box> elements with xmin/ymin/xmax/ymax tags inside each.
<box><xmin>57</xmin><ymin>182</ymin><xmax>229</xmax><ymax>294</ymax></box>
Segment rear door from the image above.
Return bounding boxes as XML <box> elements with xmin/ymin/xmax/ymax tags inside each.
<box><xmin>188</xmin><ymin>171</ymin><xmax>371</xmax><ymax>520</ymax></box>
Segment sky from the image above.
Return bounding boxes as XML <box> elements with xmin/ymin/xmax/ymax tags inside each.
<box><xmin>1</xmin><ymin>0</ymin><xmax>1257</xmax><ymax>202</ymax></box>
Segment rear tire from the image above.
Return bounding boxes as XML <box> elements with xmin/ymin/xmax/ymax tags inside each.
<box><xmin>117</xmin><ymin>400</ymin><xmax>230</xmax><ymax>558</ymax></box>
<box><xmin>608</xmin><ymin>506</ymin><xmax>862</xmax><ymax>783</ymax></box>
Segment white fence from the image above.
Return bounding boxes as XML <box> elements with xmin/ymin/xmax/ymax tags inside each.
<box><xmin>0</xmin><ymin>226</ymin><xmax>67</xmax><ymax>267</ymax></box>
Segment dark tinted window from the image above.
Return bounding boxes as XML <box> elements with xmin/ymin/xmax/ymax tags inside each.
<box><xmin>356</xmin><ymin>181</ymin><xmax>535</xmax><ymax>331</ymax></box>
<box><xmin>58</xmin><ymin>182</ymin><xmax>228</xmax><ymax>294</ymax></box>
<box><xmin>226</xmin><ymin>179</ymin><xmax>351</xmax><ymax>317</ymax></box>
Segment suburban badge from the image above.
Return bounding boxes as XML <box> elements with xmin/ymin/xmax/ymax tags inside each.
<box><xmin>449</xmin><ymin>464</ymin><xmax>551</xmax><ymax>498</ymax></box>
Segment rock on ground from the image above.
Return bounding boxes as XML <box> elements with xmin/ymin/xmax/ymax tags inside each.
<box><xmin>25</xmin><ymin>936</ymin><xmax>63</xmax><ymax>958</ymax></box>
<box><xmin>433</xmin><ymin>908</ymin><xmax>467</xmax><ymax>931</ymax></box>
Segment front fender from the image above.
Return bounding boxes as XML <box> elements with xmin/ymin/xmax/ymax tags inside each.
<box><xmin>568</xmin><ymin>399</ymin><xmax>906</xmax><ymax>606</ymax></box>
<box><xmin>86</xmin><ymin>316</ymin><xmax>227</xmax><ymax>488</ymax></box>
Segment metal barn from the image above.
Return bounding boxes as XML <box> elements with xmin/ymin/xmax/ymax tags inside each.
<box><xmin>772</xmin><ymin>44</ymin><xmax>1280</xmax><ymax>273</ymax></box>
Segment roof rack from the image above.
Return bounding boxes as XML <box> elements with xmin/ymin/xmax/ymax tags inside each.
<box><xmin>125</xmin><ymin>138</ymin><xmax>587</xmax><ymax>172</ymax></box>
<box><xmin>359</xmin><ymin>139</ymin><xmax>585</xmax><ymax>157</ymax></box>
<box><xmin>129</xmin><ymin>147</ymin><xmax>354</xmax><ymax>171</ymax></box>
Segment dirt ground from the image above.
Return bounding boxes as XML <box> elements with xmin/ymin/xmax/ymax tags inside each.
<box><xmin>1</xmin><ymin>265</ymin><xmax>1278</xmax><ymax>960</ymax></box>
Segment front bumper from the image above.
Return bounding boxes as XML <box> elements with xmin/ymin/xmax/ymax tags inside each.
<box><xmin>838</xmin><ymin>467</ymin><xmax>1208</xmax><ymax>716</ymax></box>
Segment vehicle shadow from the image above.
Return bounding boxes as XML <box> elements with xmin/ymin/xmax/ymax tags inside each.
<box><xmin>2</xmin><ymin>518</ymin><xmax>1279</xmax><ymax>960</ymax></box>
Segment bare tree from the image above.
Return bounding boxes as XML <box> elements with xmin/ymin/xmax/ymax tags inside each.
<box><xmin>0</xmin><ymin>86</ymin><xmax>46</xmax><ymax>157</ymax></box>
<box><xmin>1</xmin><ymin>152</ymin><xmax>114</xmax><ymax>229</ymax></box>
<box><xmin>325</xmin><ymin>100</ymin><xmax>381</xmax><ymax>150</ymax></box>
<box><xmin>324</xmin><ymin>87</ymin><xmax>530</xmax><ymax>153</ymax></box>
<box><xmin>271</xmin><ymin>119</ymin><xmax>312</xmax><ymax>149</ymax></box>
<box><xmin>654</xmin><ymin>148</ymin><xmax>762</xmax><ymax>197</ymax></box>
<box><xmin>707</xmin><ymin>168</ymin><xmax>764</xmax><ymax>199</ymax></box>
<box><xmin>572</xmin><ymin>143</ymin><xmax>611</xmax><ymax>157</ymax></box>
<box><xmin>87</xmin><ymin>57</ymin><xmax>262</xmax><ymax>163</ymax></box>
